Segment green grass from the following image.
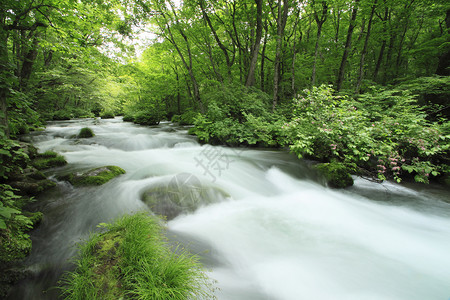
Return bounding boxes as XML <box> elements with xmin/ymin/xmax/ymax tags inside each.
<box><xmin>60</xmin><ymin>212</ymin><xmax>215</xmax><ymax>299</ymax></box>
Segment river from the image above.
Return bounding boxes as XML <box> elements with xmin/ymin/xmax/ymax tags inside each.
<box><xmin>8</xmin><ymin>117</ymin><xmax>450</xmax><ymax>300</ymax></box>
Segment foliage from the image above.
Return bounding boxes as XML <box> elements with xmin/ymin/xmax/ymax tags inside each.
<box><xmin>283</xmin><ymin>85</ymin><xmax>449</xmax><ymax>183</ymax></box>
<box><xmin>0</xmin><ymin>184</ymin><xmax>33</xmax><ymax>262</ymax></box>
<box><xmin>134</xmin><ymin>109</ymin><xmax>163</xmax><ymax>126</ymax></box>
<box><xmin>60</xmin><ymin>212</ymin><xmax>215</xmax><ymax>299</ymax></box>
<box><xmin>314</xmin><ymin>162</ymin><xmax>355</xmax><ymax>188</ymax></box>
<box><xmin>191</xmin><ymin>83</ymin><xmax>286</xmax><ymax>147</ymax></box>
<box><xmin>78</xmin><ymin>128</ymin><xmax>95</xmax><ymax>139</ymax></box>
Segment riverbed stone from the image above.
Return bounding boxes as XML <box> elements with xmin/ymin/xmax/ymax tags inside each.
<box><xmin>61</xmin><ymin>166</ymin><xmax>126</xmax><ymax>186</ymax></box>
<box><xmin>314</xmin><ymin>162</ymin><xmax>354</xmax><ymax>188</ymax></box>
<box><xmin>141</xmin><ymin>174</ymin><xmax>229</xmax><ymax>220</ymax></box>
<box><xmin>32</xmin><ymin>151</ymin><xmax>67</xmax><ymax>170</ymax></box>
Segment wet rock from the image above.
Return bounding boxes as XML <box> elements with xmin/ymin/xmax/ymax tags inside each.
<box><xmin>32</xmin><ymin>151</ymin><xmax>67</xmax><ymax>170</ymax></box>
<box><xmin>60</xmin><ymin>166</ymin><xmax>126</xmax><ymax>186</ymax></box>
<box><xmin>78</xmin><ymin>127</ymin><xmax>95</xmax><ymax>138</ymax></box>
<box><xmin>141</xmin><ymin>173</ymin><xmax>229</xmax><ymax>220</ymax></box>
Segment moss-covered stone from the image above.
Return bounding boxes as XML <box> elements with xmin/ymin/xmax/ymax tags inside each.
<box><xmin>78</xmin><ymin>127</ymin><xmax>95</xmax><ymax>138</ymax></box>
<box><xmin>9</xmin><ymin>179</ymin><xmax>56</xmax><ymax>196</ymax></box>
<box><xmin>141</xmin><ymin>176</ymin><xmax>228</xmax><ymax>220</ymax></box>
<box><xmin>62</xmin><ymin>166</ymin><xmax>126</xmax><ymax>186</ymax></box>
<box><xmin>32</xmin><ymin>151</ymin><xmax>67</xmax><ymax>170</ymax></box>
<box><xmin>314</xmin><ymin>162</ymin><xmax>354</xmax><ymax>188</ymax></box>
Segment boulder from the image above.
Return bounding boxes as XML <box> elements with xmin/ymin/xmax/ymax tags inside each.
<box><xmin>61</xmin><ymin>166</ymin><xmax>126</xmax><ymax>186</ymax></box>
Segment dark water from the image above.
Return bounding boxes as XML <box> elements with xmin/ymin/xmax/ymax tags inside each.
<box><xmin>9</xmin><ymin>118</ymin><xmax>450</xmax><ymax>300</ymax></box>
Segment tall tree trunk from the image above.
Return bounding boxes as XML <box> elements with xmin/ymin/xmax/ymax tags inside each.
<box><xmin>336</xmin><ymin>0</ymin><xmax>360</xmax><ymax>91</ymax></box>
<box><xmin>260</xmin><ymin>23</ymin><xmax>268</xmax><ymax>92</ymax></box>
<box><xmin>0</xmin><ymin>22</ymin><xmax>10</xmax><ymax>137</ymax></box>
<box><xmin>246</xmin><ymin>0</ymin><xmax>263</xmax><ymax>87</ymax></box>
<box><xmin>198</xmin><ymin>0</ymin><xmax>232</xmax><ymax>80</ymax></box>
<box><xmin>312</xmin><ymin>1</ymin><xmax>328</xmax><ymax>87</ymax></box>
<box><xmin>20</xmin><ymin>35</ymin><xmax>39</xmax><ymax>90</ymax></box>
<box><xmin>373</xmin><ymin>6</ymin><xmax>389</xmax><ymax>81</ymax></box>
<box><xmin>272</xmin><ymin>0</ymin><xmax>289</xmax><ymax>111</ymax></box>
<box><xmin>436</xmin><ymin>10</ymin><xmax>450</xmax><ymax>75</ymax></box>
<box><xmin>356</xmin><ymin>0</ymin><xmax>377</xmax><ymax>94</ymax></box>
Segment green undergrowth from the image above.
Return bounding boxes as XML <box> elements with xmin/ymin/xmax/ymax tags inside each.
<box><xmin>60</xmin><ymin>212</ymin><xmax>215</xmax><ymax>299</ymax></box>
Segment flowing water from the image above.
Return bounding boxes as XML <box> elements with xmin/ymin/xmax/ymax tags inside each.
<box><xmin>9</xmin><ymin>118</ymin><xmax>450</xmax><ymax>300</ymax></box>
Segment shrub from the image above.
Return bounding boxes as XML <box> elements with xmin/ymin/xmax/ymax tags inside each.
<box><xmin>283</xmin><ymin>84</ymin><xmax>449</xmax><ymax>183</ymax></box>
<box><xmin>134</xmin><ymin>109</ymin><xmax>162</xmax><ymax>126</ymax></box>
<box><xmin>60</xmin><ymin>213</ymin><xmax>214</xmax><ymax>299</ymax></box>
<box><xmin>122</xmin><ymin>113</ymin><xmax>134</xmax><ymax>122</ymax></box>
<box><xmin>179</xmin><ymin>111</ymin><xmax>199</xmax><ymax>125</ymax></box>
<box><xmin>52</xmin><ymin>111</ymin><xmax>72</xmax><ymax>120</ymax></box>
<box><xmin>78</xmin><ymin>127</ymin><xmax>94</xmax><ymax>138</ymax></box>
<box><xmin>171</xmin><ymin>114</ymin><xmax>181</xmax><ymax>123</ymax></box>
<box><xmin>100</xmin><ymin>111</ymin><xmax>115</xmax><ymax>119</ymax></box>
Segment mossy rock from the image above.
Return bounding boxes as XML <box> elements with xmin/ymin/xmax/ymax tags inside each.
<box><xmin>141</xmin><ymin>174</ymin><xmax>228</xmax><ymax>220</ymax></box>
<box><xmin>62</xmin><ymin>166</ymin><xmax>126</xmax><ymax>186</ymax></box>
<box><xmin>314</xmin><ymin>162</ymin><xmax>354</xmax><ymax>188</ymax></box>
<box><xmin>32</xmin><ymin>151</ymin><xmax>67</xmax><ymax>170</ymax></box>
<box><xmin>78</xmin><ymin>127</ymin><xmax>95</xmax><ymax>138</ymax></box>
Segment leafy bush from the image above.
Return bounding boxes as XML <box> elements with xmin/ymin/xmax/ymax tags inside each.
<box><xmin>171</xmin><ymin>114</ymin><xmax>181</xmax><ymax>123</ymax></box>
<box><xmin>191</xmin><ymin>83</ymin><xmax>284</xmax><ymax>147</ymax></box>
<box><xmin>60</xmin><ymin>212</ymin><xmax>214</xmax><ymax>299</ymax></box>
<box><xmin>78</xmin><ymin>127</ymin><xmax>94</xmax><ymax>138</ymax></box>
<box><xmin>122</xmin><ymin>113</ymin><xmax>134</xmax><ymax>122</ymax></box>
<box><xmin>283</xmin><ymin>85</ymin><xmax>449</xmax><ymax>183</ymax></box>
<box><xmin>179</xmin><ymin>111</ymin><xmax>199</xmax><ymax>125</ymax></box>
<box><xmin>52</xmin><ymin>111</ymin><xmax>72</xmax><ymax>120</ymax></box>
<box><xmin>100</xmin><ymin>111</ymin><xmax>115</xmax><ymax>119</ymax></box>
<box><xmin>134</xmin><ymin>109</ymin><xmax>162</xmax><ymax>126</ymax></box>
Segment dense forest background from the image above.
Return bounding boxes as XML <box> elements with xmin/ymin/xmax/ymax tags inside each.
<box><xmin>1</xmin><ymin>0</ymin><xmax>449</xmax><ymax>247</ymax></box>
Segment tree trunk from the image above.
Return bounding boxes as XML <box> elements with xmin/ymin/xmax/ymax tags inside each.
<box><xmin>355</xmin><ymin>0</ymin><xmax>377</xmax><ymax>94</ymax></box>
<box><xmin>260</xmin><ymin>23</ymin><xmax>268</xmax><ymax>92</ymax></box>
<box><xmin>20</xmin><ymin>35</ymin><xmax>39</xmax><ymax>90</ymax></box>
<box><xmin>198</xmin><ymin>0</ymin><xmax>232</xmax><ymax>80</ymax></box>
<box><xmin>373</xmin><ymin>6</ymin><xmax>389</xmax><ymax>81</ymax></box>
<box><xmin>272</xmin><ymin>0</ymin><xmax>289</xmax><ymax>111</ymax></box>
<box><xmin>0</xmin><ymin>21</ymin><xmax>10</xmax><ymax>137</ymax></box>
<box><xmin>246</xmin><ymin>0</ymin><xmax>263</xmax><ymax>87</ymax></box>
<box><xmin>336</xmin><ymin>0</ymin><xmax>360</xmax><ymax>91</ymax></box>
<box><xmin>436</xmin><ymin>9</ymin><xmax>450</xmax><ymax>75</ymax></box>
<box><xmin>312</xmin><ymin>1</ymin><xmax>328</xmax><ymax>87</ymax></box>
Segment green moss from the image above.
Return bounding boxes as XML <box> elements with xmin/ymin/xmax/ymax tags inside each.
<box><xmin>64</xmin><ymin>166</ymin><xmax>126</xmax><ymax>186</ymax></box>
<box><xmin>314</xmin><ymin>162</ymin><xmax>354</xmax><ymax>188</ymax></box>
<box><xmin>0</xmin><ymin>233</ymin><xmax>32</xmax><ymax>262</ymax></box>
<box><xmin>32</xmin><ymin>152</ymin><xmax>67</xmax><ymax>170</ymax></box>
<box><xmin>60</xmin><ymin>213</ymin><xmax>213</xmax><ymax>300</ymax></box>
<box><xmin>78</xmin><ymin>127</ymin><xmax>95</xmax><ymax>138</ymax></box>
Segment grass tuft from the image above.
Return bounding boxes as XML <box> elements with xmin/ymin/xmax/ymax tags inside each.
<box><xmin>60</xmin><ymin>212</ymin><xmax>215</xmax><ymax>299</ymax></box>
